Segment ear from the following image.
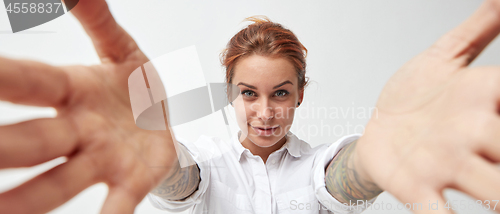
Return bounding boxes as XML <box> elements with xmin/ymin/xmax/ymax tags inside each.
<box><xmin>298</xmin><ymin>88</ymin><xmax>304</xmax><ymax>106</ymax></box>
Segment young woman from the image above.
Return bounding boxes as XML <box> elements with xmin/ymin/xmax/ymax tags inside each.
<box><xmin>0</xmin><ymin>0</ymin><xmax>499</xmax><ymax>213</ymax></box>
<box><xmin>144</xmin><ymin>16</ymin><xmax>381</xmax><ymax>214</ymax></box>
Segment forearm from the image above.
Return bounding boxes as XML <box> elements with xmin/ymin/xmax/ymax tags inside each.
<box><xmin>150</xmin><ymin>142</ymin><xmax>201</xmax><ymax>201</ymax></box>
<box><xmin>325</xmin><ymin>139</ymin><xmax>383</xmax><ymax>204</ymax></box>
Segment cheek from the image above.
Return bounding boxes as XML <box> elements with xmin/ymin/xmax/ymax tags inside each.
<box><xmin>276</xmin><ymin>105</ymin><xmax>296</xmax><ymax>123</ymax></box>
<box><xmin>232</xmin><ymin>99</ymin><xmax>249</xmax><ymax>127</ymax></box>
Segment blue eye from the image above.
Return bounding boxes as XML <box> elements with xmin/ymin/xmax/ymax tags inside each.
<box><xmin>242</xmin><ymin>90</ymin><xmax>255</xmax><ymax>97</ymax></box>
<box><xmin>275</xmin><ymin>90</ymin><xmax>289</xmax><ymax>97</ymax></box>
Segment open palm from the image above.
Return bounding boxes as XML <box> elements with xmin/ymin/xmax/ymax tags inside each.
<box><xmin>0</xmin><ymin>1</ymin><xmax>177</xmax><ymax>213</ymax></box>
<box><xmin>356</xmin><ymin>1</ymin><xmax>500</xmax><ymax>213</ymax></box>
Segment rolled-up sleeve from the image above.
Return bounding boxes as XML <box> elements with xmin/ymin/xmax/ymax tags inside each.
<box><xmin>312</xmin><ymin>134</ymin><xmax>377</xmax><ymax>214</ymax></box>
<box><xmin>147</xmin><ymin>138</ymin><xmax>211</xmax><ymax>212</ymax></box>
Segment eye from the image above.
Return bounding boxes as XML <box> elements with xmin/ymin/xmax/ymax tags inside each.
<box><xmin>241</xmin><ymin>90</ymin><xmax>256</xmax><ymax>97</ymax></box>
<box><xmin>274</xmin><ymin>90</ymin><xmax>289</xmax><ymax>97</ymax></box>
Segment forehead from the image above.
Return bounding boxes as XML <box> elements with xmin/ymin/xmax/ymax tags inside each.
<box><xmin>232</xmin><ymin>55</ymin><xmax>297</xmax><ymax>87</ymax></box>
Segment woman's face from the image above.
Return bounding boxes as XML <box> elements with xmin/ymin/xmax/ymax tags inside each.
<box><xmin>231</xmin><ymin>54</ymin><xmax>303</xmax><ymax>147</ymax></box>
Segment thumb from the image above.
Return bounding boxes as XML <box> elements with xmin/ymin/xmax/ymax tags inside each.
<box><xmin>100</xmin><ymin>186</ymin><xmax>144</xmax><ymax>214</ymax></box>
<box><xmin>410</xmin><ymin>190</ymin><xmax>452</xmax><ymax>214</ymax></box>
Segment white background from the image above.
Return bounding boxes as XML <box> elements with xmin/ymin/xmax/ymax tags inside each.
<box><xmin>0</xmin><ymin>0</ymin><xmax>499</xmax><ymax>213</ymax></box>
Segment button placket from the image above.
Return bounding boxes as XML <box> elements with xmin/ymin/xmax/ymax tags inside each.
<box><xmin>249</xmin><ymin>153</ymin><xmax>273</xmax><ymax>214</ymax></box>
<box><xmin>267</xmin><ymin>151</ymin><xmax>285</xmax><ymax>214</ymax></box>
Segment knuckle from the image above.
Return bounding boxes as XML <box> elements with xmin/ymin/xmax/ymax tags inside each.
<box><xmin>486</xmin><ymin>0</ymin><xmax>500</xmax><ymax>18</ymax></box>
<box><xmin>478</xmin><ymin>68</ymin><xmax>500</xmax><ymax>86</ymax></box>
<box><xmin>467</xmin><ymin>113</ymin><xmax>496</xmax><ymax>147</ymax></box>
<box><xmin>430</xmin><ymin>32</ymin><xmax>465</xmax><ymax>60</ymax></box>
<box><xmin>81</xmin><ymin>153</ymin><xmax>102</xmax><ymax>180</ymax></box>
<box><xmin>452</xmin><ymin>156</ymin><xmax>474</xmax><ymax>184</ymax></box>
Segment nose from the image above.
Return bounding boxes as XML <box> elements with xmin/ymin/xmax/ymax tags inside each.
<box><xmin>254</xmin><ymin>98</ymin><xmax>274</xmax><ymax>122</ymax></box>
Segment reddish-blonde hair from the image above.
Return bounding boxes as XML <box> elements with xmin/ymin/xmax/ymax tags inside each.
<box><xmin>221</xmin><ymin>16</ymin><xmax>308</xmax><ymax>94</ymax></box>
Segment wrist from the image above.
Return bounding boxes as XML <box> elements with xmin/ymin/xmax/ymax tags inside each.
<box><xmin>352</xmin><ymin>136</ymin><xmax>374</xmax><ymax>184</ymax></box>
<box><xmin>353</xmin><ymin>135</ymin><xmax>384</xmax><ymax>195</ymax></box>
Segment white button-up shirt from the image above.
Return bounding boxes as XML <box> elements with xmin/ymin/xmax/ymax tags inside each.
<box><xmin>148</xmin><ymin>131</ymin><xmax>376</xmax><ymax>214</ymax></box>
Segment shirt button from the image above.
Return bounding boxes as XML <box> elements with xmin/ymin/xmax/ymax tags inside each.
<box><xmin>271</xmin><ymin>160</ymin><xmax>277</xmax><ymax>165</ymax></box>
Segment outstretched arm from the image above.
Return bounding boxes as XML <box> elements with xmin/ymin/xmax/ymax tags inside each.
<box><xmin>325</xmin><ymin>140</ymin><xmax>382</xmax><ymax>204</ymax></box>
<box><xmin>150</xmin><ymin>143</ymin><xmax>201</xmax><ymax>201</ymax></box>
<box><xmin>0</xmin><ymin>0</ymin><xmax>200</xmax><ymax>213</ymax></box>
<box><xmin>326</xmin><ymin>0</ymin><xmax>500</xmax><ymax>213</ymax></box>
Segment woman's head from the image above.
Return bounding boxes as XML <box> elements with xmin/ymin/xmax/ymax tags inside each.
<box><xmin>222</xmin><ymin>16</ymin><xmax>308</xmax><ymax>92</ymax></box>
<box><xmin>220</xmin><ymin>16</ymin><xmax>308</xmax><ymax>148</ymax></box>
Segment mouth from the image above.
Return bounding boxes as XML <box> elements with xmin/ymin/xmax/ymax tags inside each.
<box><xmin>250</xmin><ymin>125</ymin><xmax>280</xmax><ymax>136</ymax></box>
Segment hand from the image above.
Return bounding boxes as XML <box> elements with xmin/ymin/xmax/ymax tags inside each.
<box><xmin>0</xmin><ymin>1</ymin><xmax>178</xmax><ymax>213</ymax></box>
<box><xmin>355</xmin><ymin>0</ymin><xmax>500</xmax><ymax>213</ymax></box>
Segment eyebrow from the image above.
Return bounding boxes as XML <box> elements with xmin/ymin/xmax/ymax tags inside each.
<box><xmin>237</xmin><ymin>80</ymin><xmax>293</xmax><ymax>90</ymax></box>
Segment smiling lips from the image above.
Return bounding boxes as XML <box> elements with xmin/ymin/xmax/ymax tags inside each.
<box><xmin>251</xmin><ymin>125</ymin><xmax>279</xmax><ymax>136</ymax></box>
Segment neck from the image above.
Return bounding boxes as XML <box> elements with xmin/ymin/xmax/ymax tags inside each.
<box><xmin>239</xmin><ymin>134</ymin><xmax>287</xmax><ymax>164</ymax></box>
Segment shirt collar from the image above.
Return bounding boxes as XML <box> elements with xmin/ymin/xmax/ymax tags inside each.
<box><xmin>232</xmin><ymin>131</ymin><xmax>302</xmax><ymax>162</ymax></box>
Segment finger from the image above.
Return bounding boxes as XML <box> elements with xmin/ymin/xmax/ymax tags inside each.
<box><xmin>497</xmin><ymin>71</ymin><xmax>500</xmax><ymax>116</ymax></box>
<box><xmin>0</xmin><ymin>118</ymin><xmax>78</xmax><ymax>169</ymax></box>
<box><xmin>454</xmin><ymin>155</ymin><xmax>500</xmax><ymax>203</ymax></box>
<box><xmin>100</xmin><ymin>163</ymin><xmax>154</xmax><ymax>214</ymax></box>
<box><xmin>431</xmin><ymin>0</ymin><xmax>500</xmax><ymax>66</ymax></box>
<box><xmin>0</xmin><ymin>57</ymin><xmax>70</xmax><ymax>107</ymax></box>
<box><xmin>477</xmin><ymin>119</ymin><xmax>500</xmax><ymax>163</ymax></box>
<box><xmin>67</xmin><ymin>0</ymin><xmax>144</xmax><ymax>63</ymax></box>
<box><xmin>472</xmin><ymin>81</ymin><xmax>500</xmax><ymax>163</ymax></box>
<box><xmin>389</xmin><ymin>171</ymin><xmax>451</xmax><ymax>213</ymax></box>
<box><xmin>479</xmin><ymin>137</ymin><xmax>500</xmax><ymax>163</ymax></box>
<box><xmin>100</xmin><ymin>157</ymin><xmax>156</xmax><ymax>214</ymax></box>
<box><xmin>100</xmin><ymin>186</ymin><xmax>145</xmax><ymax>214</ymax></box>
<box><xmin>412</xmin><ymin>191</ymin><xmax>452</xmax><ymax>214</ymax></box>
<box><xmin>0</xmin><ymin>153</ymin><xmax>98</xmax><ymax>214</ymax></box>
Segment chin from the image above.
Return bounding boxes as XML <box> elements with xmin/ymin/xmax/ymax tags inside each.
<box><xmin>246</xmin><ymin>126</ymin><xmax>287</xmax><ymax>148</ymax></box>
<box><xmin>248</xmin><ymin>136</ymin><xmax>280</xmax><ymax>147</ymax></box>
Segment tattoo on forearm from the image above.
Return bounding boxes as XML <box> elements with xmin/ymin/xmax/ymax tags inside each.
<box><xmin>325</xmin><ymin>140</ymin><xmax>382</xmax><ymax>204</ymax></box>
<box><xmin>151</xmin><ymin>157</ymin><xmax>201</xmax><ymax>201</ymax></box>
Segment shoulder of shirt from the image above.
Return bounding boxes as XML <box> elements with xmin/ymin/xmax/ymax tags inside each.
<box><xmin>176</xmin><ymin>135</ymin><xmax>232</xmax><ymax>160</ymax></box>
<box><xmin>176</xmin><ymin>135</ymin><xmax>224</xmax><ymax>146</ymax></box>
<box><xmin>289</xmin><ymin>133</ymin><xmax>330</xmax><ymax>158</ymax></box>
<box><xmin>289</xmin><ymin>133</ymin><xmax>357</xmax><ymax>160</ymax></box>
